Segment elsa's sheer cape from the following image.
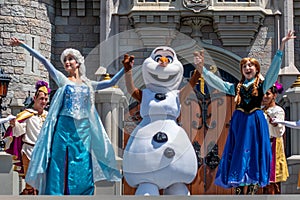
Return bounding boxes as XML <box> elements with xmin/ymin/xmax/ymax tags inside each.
<box><xmin>25</xmin><ymin>70</ymin><xmax>121</xmax><ymax>194</ymax></box>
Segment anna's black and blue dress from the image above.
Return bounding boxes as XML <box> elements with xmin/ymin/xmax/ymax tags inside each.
<box><xmin>202</xmin><ymin>50</ymin><xmax>283</xmax><ymax>188</ymax></box>
<box><xmin>20</xmin><ymin>43</ymin><xmax>123</xmax><ymax>195</ymax></box>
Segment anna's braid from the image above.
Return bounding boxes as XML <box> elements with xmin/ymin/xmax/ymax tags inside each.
<box><xmin>234</xmin><ymin>82</ymin><xmax>242</xmax><ymax>105</ymax></box>
<box><xmin>251</xmin><ymin>74</ymin><xmax>261</xmax><ymax>96</ymax></box>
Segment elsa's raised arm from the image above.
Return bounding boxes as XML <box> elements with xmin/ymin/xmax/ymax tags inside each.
<box><xmin>91</xmin><ymin>68</ymin><xmax>125</xmax><ymax>90</ymax></box>
<box><xmin>10</xmin><ymin>37</ymin><xmax>60</xmax><ymax>84</ymax></box>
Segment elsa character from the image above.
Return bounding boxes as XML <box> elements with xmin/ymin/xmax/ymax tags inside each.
<box><xmin>10</xmin><ymin>37</ymin><xmax>122</xmax><ymax>195</ymax></box>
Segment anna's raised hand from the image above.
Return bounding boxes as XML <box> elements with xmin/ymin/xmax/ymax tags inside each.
<box><xmin>280</xmin><ymin>30</ymin><xmax>296</xmax><ymax>51</ymax></box>
<box><xmin>282</xmin><ymin>30</ymin><xmax>296</xmax><ymax>43</ymax></box>
<box><xmin>193</xmin><ymin>50</ymin><xmax>204</xmax><ymax>73</ymax></box>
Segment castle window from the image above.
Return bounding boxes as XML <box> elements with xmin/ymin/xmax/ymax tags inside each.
<box><xmin>24</xmin><ymin>35</ymin><xmax>41</xmax><ymax>76</ymax></box>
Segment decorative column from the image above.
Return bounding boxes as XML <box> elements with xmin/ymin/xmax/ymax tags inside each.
<box><xmin>286</xmin><ymin>78</ymin><xmax>300</xmax><ymax>155</ymax></box>
<box><xmin>94</xmin><ymin>74</ymin><xmax>127</xmax><ymax>195</ymax></box>
<box><xmin>277</xmin><ymin>1</ymin><xmax>297</xmax><ymax>192</ymax></box>
<box><xmin>281</xmin><ymin>77</ymin><xmax>300</xmax><ymax>194</ymax></box>
<box><xmin>0</xmin><ymin>152</ymin><xmax>19</xmax><ymax>195</ymax></box>
<box><xmin>283</xmin><ymin>0</ymin><xmax>295</xmax><ymax>67</ymax></box>
<box><xmin>95</xmin><ymin>79</ymin><xmax>127</xmax><ymax>154</ymax></box>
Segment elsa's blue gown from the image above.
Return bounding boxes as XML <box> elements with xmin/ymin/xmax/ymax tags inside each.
<box><xmin>20</xmin><ymin>43</ymin><xmax>123</xmax><ymax>195</ymax></box>
<box><xmin>202</xmin><ymin>50</ymin><xmax>283</xmax><ymax>188</ymax></box>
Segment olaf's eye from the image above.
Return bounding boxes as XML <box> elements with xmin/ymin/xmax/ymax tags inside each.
<box><xmin>154</xmin><ymin>55</ymin><xmax>162</xmax><ymax>62</ymax></box>
<box><xmin>166</xmin><ymin>56</ymin><xmax>173</xmax><ymax>63</ymax></box>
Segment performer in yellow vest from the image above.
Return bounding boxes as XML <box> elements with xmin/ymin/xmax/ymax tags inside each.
<box><xmin>262</xmin><ymin>82</ymin><xmax>289</xmax><ymax>194</ymax></box>
<box><xmin>5</xmin><ymin>81</ymin><xmax>50</xmax><ymax>195</ymax></box>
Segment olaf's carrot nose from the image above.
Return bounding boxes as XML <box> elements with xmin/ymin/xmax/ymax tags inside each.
<box><xmin>159</xmin><ymin>56</ymin><xmax>169</xmax><ymax>63</ymax></box>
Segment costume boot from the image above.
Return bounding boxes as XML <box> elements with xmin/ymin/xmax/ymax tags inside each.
<box><xmin>263</xmin><ymin>184</ymin><xmax>274</xmax><ymax>194</ymax></box>
<box><xmin>246</xmin><ymin>184</ymin><xmax>258</xmax><ymax>195</ymax></box>
<box><xmin>20</xmin><ymin>187</ymin><xmax>38</xmax><ymax>195</ymax></box>
<box><xmin>234</xmin><ymin>186</ymin><xmax>244</xmax><ymax>195</ymax></box>
<box><xmin>273</xmin><ymin>183</ymin><xmax>281</xmax><ymax>194</ymax></box>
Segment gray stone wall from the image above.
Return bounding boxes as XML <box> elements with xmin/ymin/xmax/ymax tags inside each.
<box><xmin>0</xmin><ymin>0</ymin><xmax>55</xmax><ymax>115</ymax></box>
<box><xmin>52</xmin><ymin>1</ymin><xmax>100</xmax><ymax>82</ymax></box>
<box><xmin>0</xmin><ymin>0</ymin><xmax>102</xmax><ymax>115</ymax></box>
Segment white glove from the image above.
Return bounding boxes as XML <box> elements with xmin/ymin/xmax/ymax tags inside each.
<box><xmin>272</xmin><ymin>118</ymin><xmax>300</xmax><ymax>129</ymax></box>
<box><xmin>0</xmin><ymin>115</ymin><xmax>16</xmax><ymax>124</ymax></box>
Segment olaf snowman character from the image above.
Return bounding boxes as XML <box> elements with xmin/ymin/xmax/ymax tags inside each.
<box><xmin>122</xmin><ymin>47</ymin><xmax>203</xmax><ymax>196</ymax></box>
